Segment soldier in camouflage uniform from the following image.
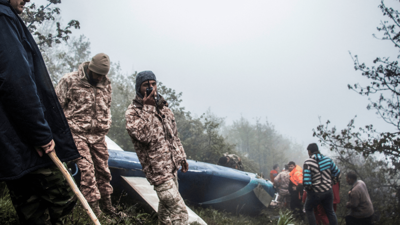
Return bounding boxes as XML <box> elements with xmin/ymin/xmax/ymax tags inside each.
<box><xmin>217</xmin><ymin>153</ymin><xmax>244</xmax><ymax>171</ymax></box>
<box><xmin>55</xmin><ymin>53</ymin><xmax>121</xmax><ymax>218</ymax></box>
<box><xmin>125</xmin><ymin>71</ymin><xmax>189</xmax><ymax>225</ymax></box>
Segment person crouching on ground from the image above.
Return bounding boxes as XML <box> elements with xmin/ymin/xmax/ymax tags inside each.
<box><xmin>125</xmin><ymin>71</ymin><xmax>189</xmax><ymax>225</ymax></box>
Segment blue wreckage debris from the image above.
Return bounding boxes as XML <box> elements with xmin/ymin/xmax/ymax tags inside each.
<box><xmin>71</xmin><ymin>137</ymin><xmax>276</xmax><ymax>215</ymax></box>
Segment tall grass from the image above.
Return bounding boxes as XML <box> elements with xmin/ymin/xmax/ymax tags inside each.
<box><xmin>191</xmin><ymin>206</ymin><xmax>282</xmax><ymax>225</ymax></box>
<box><xmin>61</xmin><ymin>202</ymin><xmax>157</xmax><ymax>225</ymax></box>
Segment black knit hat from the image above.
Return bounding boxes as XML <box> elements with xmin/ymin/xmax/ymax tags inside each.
<box><xmin>135</xmin><ymin>71</ymin><xmax>156</xmax><ymax>98</ymax></box>
<box><xmin>307</xmin><ymin>143</ymin><xmax>319</xmax><ymax>153</ymax></box>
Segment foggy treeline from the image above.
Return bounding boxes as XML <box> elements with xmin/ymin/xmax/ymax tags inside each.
<box><xmin>223</xmin><ymin>117</ymin><xmax>308</xmax><ymax>176</ymax></box>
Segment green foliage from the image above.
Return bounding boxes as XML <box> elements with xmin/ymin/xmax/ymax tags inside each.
<box><xmin>328</xmin><ymin>148</ymin><xmax>400</xmax><ymax>224</ymax></box>
<box><xmin>0</xmin><ymin>183</ymin><xmax>18</xmax><ymax>225</ymax></box>
<box><xmin>18</xmin><ymin>0</ymin><xmax>88</xmax><ymax>86</ymax></box>
<box><xmin>42</xmin><ymin>34</ymin><xmax>92</xmax><ymax>85</ymax></box>
<box><xmin>313</xmin><ymin>0</ymin><xmax>400</xmax><ymax>165</ymax></box>
<box><xmin>175</xmin><ymin>110</ymin><xmax>236</xmax><ymax>165</ymax></box>
<box><xmin>20</xmin><ymin>1</ymin><xmax>87</xmax><ymax>85</ymax></box>
<box><xmin>61</xmin><ymin>201</ymin><xmax>157</xmax><ymax>225</ymax></box>
<box><xmin>21</xmin><ymin>1</ymin><xmax>80</xmax><ymax>48</ymax></box>
<box><xmin>276</xmin><ymin>209</ymin><xmax>294</xmax><ymax>225</ymax></box>
<box><xmin>191</xmin><ymin>206</ymin><xmax>277</xmax><ymax>225</ymax></box>
<box><xmin>107</xmin><ymin>65</ymin><xmax>137</xmax><ymax>152</ymax></box>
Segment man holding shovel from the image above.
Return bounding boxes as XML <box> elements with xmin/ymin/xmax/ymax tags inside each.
<box><xmin>0</xmin><ymin>0</ymin><xmax>81</xmax><ymax>224</ymax></box>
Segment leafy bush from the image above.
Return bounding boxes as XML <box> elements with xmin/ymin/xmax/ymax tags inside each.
<box><xmin>0</xmin><ymin>182</ymin><xmax>18</xmax><ymax>225</ymax></box>
<box><xmin>277</xmin><ymin>209</ymin><xmax>294</xmax><ymax>225</ymax></box>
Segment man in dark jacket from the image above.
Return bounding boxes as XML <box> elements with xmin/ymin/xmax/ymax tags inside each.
<box><xmin>345</xmin><ymin>171</ymin><xmax>374</xmax><ymax>225</ymax></box>
<box><xmin>0</xmin><ymin>0</ymin><xmax>80</xmax><ymax>224</ymax></box>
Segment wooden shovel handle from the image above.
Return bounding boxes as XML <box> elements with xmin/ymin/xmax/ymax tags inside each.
<box><xmin>48</xmin><ymin>151</ymin><xmax>101</xmax><ymax>225</ymax></box>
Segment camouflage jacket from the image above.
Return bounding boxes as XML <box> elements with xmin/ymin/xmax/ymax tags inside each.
<box><xmin>224</xmin><ymin>153</ymin><xmax>244</xmax><ymax>171</ymax></box>
<box><xmin>55</xmin><ymin>62</ymin><xmax>112</xmax><ymax>144</ymax></box>
<box><xmin>125</xmin><ymin>95</ymin><xmax>187</xmax><ymax>186</ymax></box>
<box><xmin>274</xmin><ymin>170</ymin><xmax>290</xmax><ymax>196</ymax></box>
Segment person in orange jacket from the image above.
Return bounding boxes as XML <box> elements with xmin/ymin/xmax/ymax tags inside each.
<box><xmin>288</xmin><ymin>161</ymin><xmax>304</xmax><ymax>220</ymax></box>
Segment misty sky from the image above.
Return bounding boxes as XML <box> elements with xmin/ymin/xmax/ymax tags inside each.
<box><xmin>35</xmin><ymin>0</ymin><xmax>399</xmax><ymax>148</ymax></box>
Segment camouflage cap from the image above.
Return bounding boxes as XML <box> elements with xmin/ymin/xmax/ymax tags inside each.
<box><xmin>136</xmin><ymin>70</ymin><xmax>157</xmax><ymax>98</ymax></box>
<box><xmin>89</xmin><ymin>53</ymin><xmax>110</xmax><ymax>76</ymax></box>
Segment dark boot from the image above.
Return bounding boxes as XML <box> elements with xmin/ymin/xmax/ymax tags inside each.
<box><xmin>100</xmin><ymin>195</ymin><xmax>127</xmax><ymax>218</ymax></box>
<box><xmin>89</xmin><ymin>200</ymin><xmax>112</xmax><ymax>223</ymax></box>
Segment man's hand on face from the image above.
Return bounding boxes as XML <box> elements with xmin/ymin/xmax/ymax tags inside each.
<box><xmin>181</xmin><ymin>160</ymin><xmax>189</xmax><ymax>173</ymax></box>
<box><xmin>143</xmin><ymin>87</ymin><xmax>156</xmax><ymax>106</ymax></box>
<box><xmin>35</xmin><ymin>139</ymin><xmax>55</xmax><ymax>157</ymax></box>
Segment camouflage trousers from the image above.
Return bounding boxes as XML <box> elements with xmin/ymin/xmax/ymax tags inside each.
<box><xmin>5</xmin><ymin>165</ymin><xmax>77</xmax><ymax>225</ymax></box>
<box><xmin>154</xmin><ymin>176</ymin><xmax>188</xmax><ymax>225</ymax></box>
<box><xmin>74</xmin><ymin>136</ymin><xmax>113</xmax><ymax>203</ymax></box>
<box><xmin>278</xmin><ymin>193</ymin><xmax>291</xmax><ymax>208</ymax></box>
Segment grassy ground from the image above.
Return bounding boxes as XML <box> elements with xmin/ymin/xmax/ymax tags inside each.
<box><xmin>0</xmin><ymin>182</ymin><xmax>302</xmax><ymax>225</ymax></box>
<box><xmin>190</xmin><ymin>206</ymin><xmax>303</xmax><ymax>225</ymax></box>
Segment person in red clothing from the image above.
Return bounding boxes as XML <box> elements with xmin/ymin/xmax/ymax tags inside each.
<box><xmin>302</xmin><ymin>182</ymin><xmax>341</xmax><ymax>225</ymax></box>
<box><xmin>270</xmin><ymin>164</ymin><xmax>279</xmax><ymax>182</ymax></box>
<box><xmin>332</xmin><ymin>182</ymin><xmax>340</xmax><ymax>212</ymax></box>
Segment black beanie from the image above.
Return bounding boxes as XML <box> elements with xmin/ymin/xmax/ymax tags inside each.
<box><xmin>307</xmin><ymin>143</ymin><xmax>319</xmax><ymax>153</ymax></box>
<box><xmin>135</xmin><ymin>71</ymin><xmax>157</xmax><ymax>98</ymax></box>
